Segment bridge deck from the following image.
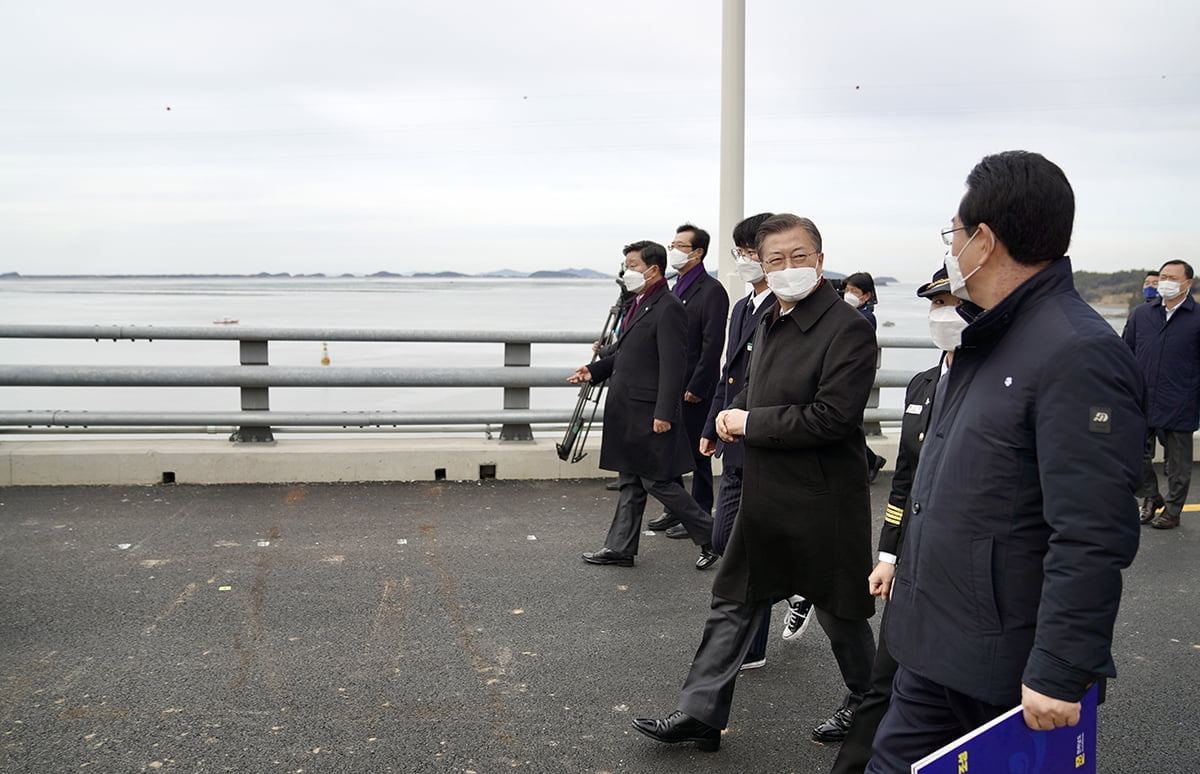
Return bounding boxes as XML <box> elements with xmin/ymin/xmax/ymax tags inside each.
<box><xmin>0</xmin><ymin>475</ymin><xmax>1193</xmax><ymax>773</ymax></box>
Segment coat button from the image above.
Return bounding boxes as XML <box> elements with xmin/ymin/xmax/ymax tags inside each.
<box><xmin>917</xmin><ymin>432</ymin><xmax>925</xmax><ymax>442</ymax></box>
<box><xmin>728</xmin><ymin>377</ymin><xmax>735</xmax><ymax>384</ymax></box>
<box><xmin>912</xmin><ymin>502</ymin><xmax>921</xmax><ymax>514</ymax></box>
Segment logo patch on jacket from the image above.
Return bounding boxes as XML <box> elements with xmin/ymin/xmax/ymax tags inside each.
<box><xmin>1089</xmin><ymin>407</ymin><xmax>1111</xmax><ymax>434</ymax></box>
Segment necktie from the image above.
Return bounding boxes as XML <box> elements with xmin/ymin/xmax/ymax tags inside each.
<box><xmin>742</xmin><ymin>299</ymin><xmax>756</xmax><ymax>338</ymax></box>
<box><xmin>622</xmin><ymin>300</ymin><xmax>638</xmax><ymax>331</ymax></box>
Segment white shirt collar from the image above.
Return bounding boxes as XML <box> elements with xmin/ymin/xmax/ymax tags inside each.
<box><xmin>748</xmin><ymin>287</ymin><xmax>772</xmax><ymax>314</ymax></box>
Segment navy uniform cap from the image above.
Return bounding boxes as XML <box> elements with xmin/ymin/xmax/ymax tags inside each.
<box><xmin>917</xmin><ymin>267</ymin><xmax>951</xmax><ymax>299</ymax></box>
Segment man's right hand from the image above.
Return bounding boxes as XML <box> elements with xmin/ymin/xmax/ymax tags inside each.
<box><xmin>699</xmin><ymin>438</ymin><xmax>717</xmax><ymax>457</ymax></box>
<box><xmin>868</xmin><ymin>561</ymin><xmax>896</xmax><ymax>599</ymax></box>
<box><xmin>591</xmin><ymin>340</ymin><xmax>602</xmax><ymax>355</ymax></box>
<box><xmin>653</xmin><ymin>419</ymin><xmax>671</xmax><ymax>434</ymax></box>
<box><xmin>567</xmin><ymin>366</ymin><xmax>592</xmax><ymax>384</ymax></box>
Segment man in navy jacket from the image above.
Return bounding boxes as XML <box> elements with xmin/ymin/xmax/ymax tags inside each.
<box><xmin>867</xmin><ymin>151</ymin><xmax>1145</xmax><ymax>772</ymax></box>
<box><xmin>1122</xmin><ymin>259</ymin><xmax>1200</xmax><ymax>530</ymax></box>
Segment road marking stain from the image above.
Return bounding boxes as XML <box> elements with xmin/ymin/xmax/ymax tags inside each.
<box><xmin>365</xmin><ymin>577</ymin><xmax>412</xmax><ymax>655</ymax></box>
<box><xmin>143</xmin><ymin>583</ymin><xmax>198</xmax><ymax>635</ymax></box>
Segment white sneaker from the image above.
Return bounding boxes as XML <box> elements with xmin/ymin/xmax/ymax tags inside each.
<box><xmin>781</xmin><ymin>596</ymin><xmax>813</xmax><ymax>641</ymax></box>
<box><xmin>739</xmin><ymin>657</ymin><xmax>767</xmax><ymax>671</ymax></box>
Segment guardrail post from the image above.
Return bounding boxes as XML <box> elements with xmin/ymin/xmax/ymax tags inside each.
<box><xmin>230</xmin><ymin>339</ymin><xmax>275</xmax><ymax>443</ymax></box>
<box><xmin>500</xmin><ymin>341</ymin><xmax>534</xmax><ymax>441</ymax></box>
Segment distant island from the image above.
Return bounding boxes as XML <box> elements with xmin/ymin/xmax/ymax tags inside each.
<box><xmin>1074</xmin><ymin>269</ymin><xmax>1161</xmax><ymax>312</ymax></box>
<box><xmin>0</xmin><ymin>269</ymin><xmax>1162</xmax><ymax>308</ymax></box>
<box><xmin>0</xmin><ymin>268</ymin><xmax>612</xmax><ymax>280</ymax></box>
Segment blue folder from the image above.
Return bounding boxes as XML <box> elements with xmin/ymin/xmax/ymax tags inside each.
<box><xmin>911</xmin><ymin>684</ymin><xmax>1099</xmax><ymax>774</ymax></box>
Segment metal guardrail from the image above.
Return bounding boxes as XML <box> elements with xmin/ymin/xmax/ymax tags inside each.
<box><xmin>0</xmin><ymin>324</ymin><xmax>935</xmax><ymax>442</ymax></box>
<box><xmin>0</xmin><ymin>324</ymin><xmax>601</xmax><ymax>344</ymax></box>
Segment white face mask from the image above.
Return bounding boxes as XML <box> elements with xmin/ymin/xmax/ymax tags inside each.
<box><xmin>928</xmin><ymin>304</ymin><xmax>968</xmax><ymax>351</ymax></box>
<box><xmin>621</xmin><ymin>269</ymin><xmax>646</xmax><ymax>293</ymax></box>
<box><xmin>766</xmin><ymin>266</ymin><xmax>820</xmax><ymax>303</ymax></box>
<box><xmin>944</xmin><ymin>229</ymin><xmax>981</xmax><ymax>302</ymax></box>
<box><xmin>735</xmin><ymin>259</ymin><xmax>764</xmax><ymax>284</ymax></box>
<box><xmin>843</xmin><ymin>292</ymin><xmax>863</xmax><ymax>309</ymax></box>
<box><xmin>1157</xmin><ymin>279</ymin><xmax>1185</xmax><ymax>300</ymax></box>
<box><xmin>667</xmin><ymin>248</ymin><xmax>692</xmax><ymax>270</ymax></box>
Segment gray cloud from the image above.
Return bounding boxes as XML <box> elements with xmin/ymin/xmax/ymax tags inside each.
<box><xmin>1</xmin><ymin>1</ymin><xmax>1196</xmax><ymax>279</ymax></box>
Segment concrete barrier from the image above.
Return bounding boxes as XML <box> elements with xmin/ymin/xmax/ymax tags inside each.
<box><xmin>0</xmin><ymin>433</ymin><xmax>909</xmax><ymax>486</ymax></box>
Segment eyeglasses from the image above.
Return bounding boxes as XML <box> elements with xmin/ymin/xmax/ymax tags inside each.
<box><xmin>730</xmin><ymin>247</ymin><xmax>760</xmax><ymax>262</ymax></box>
<box><xmin>762</xmin><ymin>252</ymin><xmax>818</xmax><ymax>269</ymax></box>
<box><xmin>940</xmin><ymin>227</ymin><xmax>966</xmax><ymax>246</ymax></box>
<box><xmin>669</xmin><ymin>242</ymin><xmax>693</xmax><ymax>252</ymax></box>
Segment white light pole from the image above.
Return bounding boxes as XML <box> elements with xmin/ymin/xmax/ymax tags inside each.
<box><xmin>717</xmin><ymin>0</ymin><xmax>746</xmax><ymax>301</ymax></box>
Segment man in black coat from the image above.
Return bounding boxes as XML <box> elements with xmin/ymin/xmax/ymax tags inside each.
<box><xmin>867</xmin><ymin>152</ymin><xmax>1145</xmax><ymax>772</ymax></box>
<box><xmin>568</xmin><ymin>241</ymin><xmax>717</xmax><ymax>571</ymax></box>
<box><xmin>649</xmin><ymin>223</ymin><xmax>729</xmax><ymax>532</ymax></box>
<box><xmin>698</xmin><ymin>212</ymin><xmax>795</xmax><ymax>672</ymax></box>
<box><xmin>631</xmin><ymin>214</ymin><xmax>878</xmax><ymax>752</ymax></box>
<box><xmin>1122</xmin><ymin>258</ymin><xmax>1200</xmax><ymax>530</ymax></box>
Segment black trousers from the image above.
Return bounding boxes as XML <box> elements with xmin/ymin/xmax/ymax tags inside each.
<box><xmin>1137</xmin><ymin>427</ymin><xmax>1193</xmax><ymax>518</ymax></box>
<box><xmin>830</xmin><ymin>603</ymin><xmax>899</xmax><ymax>774</ymax></box>
<box><xmin>711</xmin><ymin>465</ymin><xmax>771</xmax><ymax>662</ymax></box>
<box><xmin>677</xmin><ymin>594</ymin><xmax>875</xmax><ymax>730</ymax></box>
<box><xmin>604</xmin><ymin>472</ymin><xmax>713</xmax><ymax>555</ymax></box>
<box><xmin>864</xmin><ymin>666</ymin><xmax>1006</xmax><ymax>774</ymax></box>
<box><xmin>681</xmin><ymin>398</ymin><xmax>714</xmax><ymax>514</ymax></box>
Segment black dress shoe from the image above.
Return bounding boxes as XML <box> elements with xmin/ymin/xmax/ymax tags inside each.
<box><xmin>582</xmin><ymin>548</ymin><xmax>634</xmax><ymax>567</ymax></box>
<box><xmin>631</xmin><ymin>711</ymin><xmax>720</xmax><ymax>752</ymax></box>
<box><xmin>647</xmin><ymin>512</ymin><xmax>681</xmax><ymax>530</ymax></box>
<box><xmin>696</xmin><ymin>545</ymin><xmax>719</xmax><ymax>570</ymax></box>
<box><xmin>605</xmin><ymin>480</ymin><xmax>620</xmax><ymax>491</ymax></box>
<box><xmin>811</xmin><ymin>705</ymin><xmax>856</xmax><ymax>742</ymax></box>
<box><xmin>1150</xmin><ymin>511</ymin><xmax>1180</xmax><ymax>529</ymax></box>
<box><xmin>664</xmin><ymin>523</ymin><xmax>689</xmax><ymax>539</ymax></box>
<box><xmin>1139</xmin><ymin>496</ymin><xmax>1164</xmax><ymax>524</ymax></box>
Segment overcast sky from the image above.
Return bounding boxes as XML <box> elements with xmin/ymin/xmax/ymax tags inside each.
<box><xmin>2</xmin><ymin>1</ymin><xmax>1196</xmax><ymax>281</ymax></box>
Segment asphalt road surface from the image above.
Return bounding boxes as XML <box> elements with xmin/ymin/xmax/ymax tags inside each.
<box><xmin>0</xmin><ymin>476</ymin><xmax>1194</xmax><ymax>773</ymax></box>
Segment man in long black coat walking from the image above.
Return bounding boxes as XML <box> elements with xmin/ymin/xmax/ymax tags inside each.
<box><xmin>569</xmin><ymin>240</ymin><xmax>717</xmax><ymax>571</ymax></box>
<box><xmin>630</xmin><ymin>214</ymin><xmax>878</xmax><ymax>752</ymax></box>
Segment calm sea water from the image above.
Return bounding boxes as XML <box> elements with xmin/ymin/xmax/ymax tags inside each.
<box><xmin>0</xmin><ymin>276</ymin><xmax>1124</xmax><ymax>424</ymax></box>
